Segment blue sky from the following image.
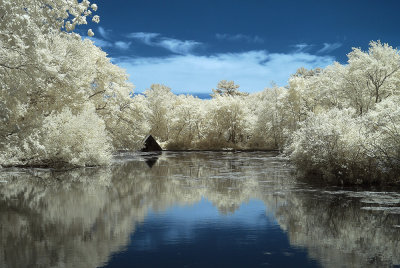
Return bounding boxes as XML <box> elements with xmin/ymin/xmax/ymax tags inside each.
<box><xmin>85</xmin><ymin>0</ymin><xmax>400</xmax><ymax>94</ymax></box>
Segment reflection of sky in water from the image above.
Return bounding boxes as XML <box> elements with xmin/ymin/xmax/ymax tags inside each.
<box><xmin>134</xmin><ymin>199</ymin><xmax>276</xmax><ymax>249</ymax></box>
<box><xmin>103</xmin><ymin>198</ymin><xmax>320</xmax><ymax>268</ymax></box>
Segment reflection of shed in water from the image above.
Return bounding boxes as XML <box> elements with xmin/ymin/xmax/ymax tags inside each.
<box><xmin>141</xmin><ymin>135</ymin><xmax>162</xmax><ymax>152</ymax></box>
<box><xmin>144</xmin><ymin>153</ymin><xmax>161</xmax><ymax>168</ymax></box>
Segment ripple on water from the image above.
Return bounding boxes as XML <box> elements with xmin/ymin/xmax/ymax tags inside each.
<box><xmin>361</xmin><ymin>207</ymin><xmax>400</xmax><ymax>214</ymax></box>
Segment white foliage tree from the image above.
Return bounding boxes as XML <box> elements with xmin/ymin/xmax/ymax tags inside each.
<box><xmin>167</xmin><ymin>95</ymin><xmax>206</xmax><ymax>149</ymax></box>
<box><xmin>286</xmin><ymin>108</ymin><xmax>372</xmax><ymax>183</ymax></box>
<box><xmin>363</xmin><ymin>96</ymin><xmax>400</xmax><ymax>178</ymax></box>
<box><xmin>346</xmin><ymin>41</ymin><xmax>400</xmax><ymax>111</ymax></box>
<box><xmin>0</xmin><ymin>0</ymin><xmax>136</xmax><ymax>167</ymax></box>
<box><xmin>143</xmin><ymin>84</ymin><xmax>177</xmax><ymax>142</ymax></box>
<box><xmin>41</xmin><ymin>104</ymin><xmax>112</xmax><ymax>166</ymax></box>
<box><xmin>211</xmin><ymin>80</ymin><xmax>248</xmax><ymax>97</ymax></box>
<box><xmin>282</xmin><ymin>42</ymin><xmax>400</xmax><ymax>184</ymax></box>
<box><xmin>201</xmin><ymin>95</ymin><xmax>253</xmax><ymax>148</ymax></box>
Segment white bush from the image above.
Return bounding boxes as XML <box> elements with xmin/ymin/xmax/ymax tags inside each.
<box><xmin>286</xmin><ymin>108</ymin><xmax>373</xmax><ymax>183</ymax></box>
<box><xmin>42</xmin><ymin>105</ymin><xmax>112</xmax><ymax>166</ymax></box>
<box><xmin>363</xmin><ymin>96</ymin><xmax>400</xmax><ymax>177</ymax></box>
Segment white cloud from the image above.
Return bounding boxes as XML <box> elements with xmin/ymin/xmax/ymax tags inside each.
<box><xmin>292</xmin><ymin>43</ymin><xmax>313</xmax><ymax>52</ymax></box>
<box><xmin>87</xmin><ymin>37</ymin><xmax>113</xmax><ymax>48</ymax></box>
<box><xmin>86</xmin><ymin>37</ymin><xmax>131</xmax><ymax>51</ymax></box>
<box><xmin>114</xmin><ymin>41</ymin><xmax>132</xmax><ymax>50</ymax></box>
<box><xmin>126</xmin><ymin>32</ymin><xmax>160</xmax><ymax>45</ymax></box>
<box><xmin>86</xmin><ymin>27</ymin><xmax>130</xmax><ymax>50</ymax></box>
<box><xmin>98</xmin><ymin>26</ymin><xmax>111</xmax><ymax>40</ymax></box>
<box><xmin>157</xmin><ymin>39</ymin><xmax>201</xmax><ymax>54</ymax></box>
<box><xmin>127</xmin><ymin>32</ymin><xmax>201</xmax><ymax>54</ymax></box>
<box><xmin>216</xmin><ymin>33</ymin><xmax>264</xmax><ymax>43</ymax></box>
<box><xmin>113</xmin><ymin>50</ymin><xmax>335</xmax><ymax>93</ymax></box>
<box><xmin>318</xmin><ymin>42</ymin><xmax>342</xmax><ymax>54</ymax></box>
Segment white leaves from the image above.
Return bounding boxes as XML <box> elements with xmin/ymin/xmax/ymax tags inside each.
<box><xmin>0</xmin><ymin>0</ymin><xmax>138</xmax><ymax>167</ymax></box>
<box><xmin>88</xmin><ymin>29</ymin><xmax>94</xmax><ymax>37</ymax></box>
<box><xmin>81</xmin><ymin>0</ymin><xmax>91</xmax><ymax>8</ymax></box>
<box><xmin>142</xmin><ymin>84</ymin><xmax>255</xmax><ymax>149</ymax></box>
<box><xmin>65</xmin><ymin>21</ymin><xmax>75</xmax><ymax>31</ymax></box>
<box><xmin>91</xmin><ymin>4</ymin><xmax>98</xmax><ymax>11</ymax></box>
<box><xmin>92</xmin><ymin>15</ymin><xmax>100</xmax><ymax>23</ymax></box>
<box><xmin>42</xmin><ymin>104</ymin><xmax>112</xmax><ymax>166</ymax></box>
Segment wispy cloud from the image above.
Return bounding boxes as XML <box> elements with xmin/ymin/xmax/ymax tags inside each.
<box><xmin>317</xmin><ymin>42</ymin><xmax>342</xmax><ymax>54</ymax></box>
<box><xmin>292</xmin><ymin>43</ymin><xmax>313</xmax><ymax>53</ymax></box>
<box><xmin>157</xmin><ymin>39</ymin><xmax>201</xmax><ymax>54</ymax></box>
<box><xmin>114</xmin><ymin>51</ymin><xmax>335</xmax><ymax>93</ymax></box>
<box><xmin>126</xmin><ymin>32</ymin><xmax>160</xmax><ymax>45</ymax></box>
<box><xmin>114</xmin><ymin>41</ymin><xmax>132</xmax><ymax>50</ymax></box>
<box><xmin>127</xmin><ymin>32</ymin><xmax>201</xmax><ymax>54</ymax></box>
<box><xmin>216</xmin><ymin>33</ymin><xmax>264</xmax><ymax>43</ymax></box>
<box><xmin>87</xmin><ymin>36</ymin><xmax>131</xmax><ymax>51</ymax></box>
<box><xmin>87</xmin><ymin>36</ymin><xmax>113</xmax><ymax>48</ymax></box>
<box><xmin>86</xmin><ymin>27</ymin><xmax>131</xmax><ymax>50</ymax></box>
<box><xmin>98</xmin><ymin>26</ymin><xmax>112</xmax><ymax>40</ymax></box>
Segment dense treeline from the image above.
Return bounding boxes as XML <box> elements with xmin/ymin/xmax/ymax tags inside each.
<box><xmin>137</xmin><ymin>42</ymin><xmax>400</xmax><ymax>185</ymax></box>
<box><xmin>1</xmin><ymin>1</ymin><xmax>400</xmax><ymax>184</ymax></box>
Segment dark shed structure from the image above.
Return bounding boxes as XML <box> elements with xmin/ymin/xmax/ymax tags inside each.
<box><xmin>141</xmin><ymin>135</ymin><xmax>162</xmax><ymax>152</ymax></box>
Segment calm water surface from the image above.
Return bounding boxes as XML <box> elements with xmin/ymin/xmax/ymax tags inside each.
<box><xmin>0</xmin><ymin>151</ymin><xmax>399</xmax><ymax>267</ymax></box>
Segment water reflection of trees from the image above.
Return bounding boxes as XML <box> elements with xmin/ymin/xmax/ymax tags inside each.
<box><xmin>0</xmin><ymin>152</ymin><xmax>286</xmax><ymax>267</ymax></box>
<box><xmin>272</xmin><ymin>191</ymin><xmax>400</xmax><ymax>267</ymax></box>
<box><xmin>0</xmin><ymin>152</ymin><xmax>399</xmax><ymax>267</ymax></box>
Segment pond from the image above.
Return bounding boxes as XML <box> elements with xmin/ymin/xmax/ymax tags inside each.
<box><xmin>0</xmin><ymin>151</ymin><xmax>399</xmax><ymax>267</ymax></box>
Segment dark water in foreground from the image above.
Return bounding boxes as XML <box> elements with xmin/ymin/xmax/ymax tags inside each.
<box><xmin>0</xmin><ymin>152</ymin><xmax>400</xmax><ymax>267</ymax></box>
